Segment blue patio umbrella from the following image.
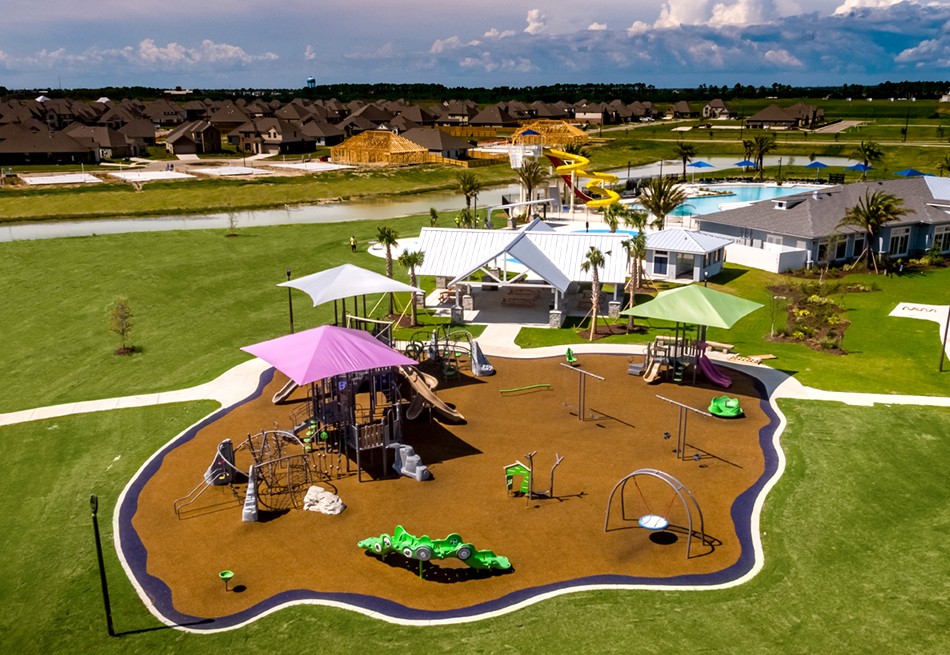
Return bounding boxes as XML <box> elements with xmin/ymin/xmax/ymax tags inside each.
<box><xmin>687</xmin><ymin>160</ymin><xmax>715</xmax><ymax>181</ymax></box>
<box><xmin>804</xmin><ymin>160</ymin><xmax>828</xmax><ymax>181</ymax></box>
<box><xmin>845</xmin><ymin>163</ymin><xmax>873</xmax><ymax>172</ymax></box>
<box><xmin>893</xmin><ymin>168</ymin><xmax>930</xmax><ymax>177</ymax></box>
<box><xmin>734</xmin><ymin>159</ymin><xmax>756</xmax><ymax>168</ymax></box>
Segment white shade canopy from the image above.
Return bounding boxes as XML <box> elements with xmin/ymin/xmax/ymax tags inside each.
<box><xmin>278</xmin><ymin>263</ymin><xmax>422</xmax><ymax>307</ymax></box>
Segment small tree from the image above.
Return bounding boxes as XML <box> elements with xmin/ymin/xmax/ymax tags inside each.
<box><xmin>376</xmin><ymin>226</ymin><xmax>399</xmax><ymax>315</ymax></box>
<box><xmin>837</xmin><ymin>190</ymin><xmax>911</xmax><ymax>274</ymax></box>
<box><xmin>673</xmin><ymin>141</ymin><xmax>697</xmax><ymax>180</ymax></box>
<box><xmin>398</xmin><ymin>250</ymin><xmax>425</xmax><ymax>327</ymax></box>
<box><xmin>428</xmin><ymin>207</ymin><xmax>439</xmax><ymax>226</ymax></box>
<box><xmin>639</xmin><ymin>176</ymin><xmax>688</xmax><ymax>230</ymax></box>
<box><xmin>580</xmin><ymin>246</ymin><xmax>607</xmax><ymax>342</ymax></box>
<box><xmin>108</xmin><ymin>296</ymin><xmax>135</xmax><ymax>355</ymax></box>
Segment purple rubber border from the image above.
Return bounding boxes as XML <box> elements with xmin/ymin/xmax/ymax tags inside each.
<box><xmin>116</xmin><ymin>367</ymin><xmax>781</xmax><ymax>629</ymax></box>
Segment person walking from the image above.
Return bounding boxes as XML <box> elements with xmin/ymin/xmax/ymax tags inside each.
<box><xmin>349</xmin><ymin>235</ymin><xmax>357</xmax><ymax>252</ymax></box>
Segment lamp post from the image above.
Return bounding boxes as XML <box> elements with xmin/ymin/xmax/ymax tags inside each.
<box><xmin>286</xmin><ymin>268</ymin><xmax>294</xmax><ymax>334</ymax></box>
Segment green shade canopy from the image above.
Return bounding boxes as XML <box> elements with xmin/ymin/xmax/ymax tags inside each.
<box><xmin>620</xmin><ymin>284</ymin><xmax>763</xmax><ymax>329</ymax></box>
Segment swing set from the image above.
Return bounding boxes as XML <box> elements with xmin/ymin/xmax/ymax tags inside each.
<box><xmin>604</xmin><ymin>468</ymin><xmax>711</xmax><ymax>559</ymax></box>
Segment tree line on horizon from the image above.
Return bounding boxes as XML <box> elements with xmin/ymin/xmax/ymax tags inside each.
<box><xmin>4</xmin><ymin>80</ymin><xmax>948</xmax><ymax>105</ymax></box>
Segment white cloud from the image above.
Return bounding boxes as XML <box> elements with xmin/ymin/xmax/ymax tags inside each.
<box><xmin>484</xmin><ymin>27</ymin><xmax>515</xmax><ymax>39</ymax></box>
<box><xmin>833</xmin><ymin>0</ymin><xmax>903</xmax><ymax>15</ymax></box>
<box><xmin>710</xmin><ymin>0</ymin><xmax>770</xmax><ymax>26</ymax></box>
<box><xmin>588</xmin><ymin>22</ymin><xmax>608</xmax><ymax>30</ymax></box>
<box><xmin>763</xmin><ymin>48</ymin><xmax>804</xmax><ymax>66</ymax></box>
<box><xmin>524</xmin><ymin>9</ymin><xmax>548</xmax><ymax>34</ymax></box>
<box><xmin>431</xmin><ymin>36</ymin><xmax>463</xmax><ymax>53</ymax></box>
<box><xmin>459</xmin><ymin>51</ymin><xmax>534</xmax><ymax>73</ymax></box>
<box><xmin>304</xmin><ymin>45</ymin><xmax>316</xmax><ymax>61</ymax></box>
<box><xmin>627</xmin><ymin>20</ymin><xmax>651</xmax><ymax>34</ymax></box>
<box><xmin>896</xmin><ymin>37</ymin><xmax>950</xmax><ymax>66</ymax></box>
<box><xmin>655</xmin><ymin>0</ymin><xmax>712</xmax><ymax>27</ymax></box>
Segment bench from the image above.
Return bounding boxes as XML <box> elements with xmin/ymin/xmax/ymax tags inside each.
<box><xmin>437</xmin><ymin>287</ymin><xmax>457</xmax><ymax>303</ymax></box>
<box><xmin>704</xmin><ymin>341</ymin><xmax>735</xmax><ymax>353</ymax></box>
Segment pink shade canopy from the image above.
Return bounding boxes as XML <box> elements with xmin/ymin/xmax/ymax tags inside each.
<box><xmin>241</xmin><ymin>325</ymin><xmax>416</xmax><ymax>385</ymax></box>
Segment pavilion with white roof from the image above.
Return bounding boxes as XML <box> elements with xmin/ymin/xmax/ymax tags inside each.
<box><xmin>415</xmin><ymin>218</ymin><xmax>631</xmax><ymax>326</ymax></box>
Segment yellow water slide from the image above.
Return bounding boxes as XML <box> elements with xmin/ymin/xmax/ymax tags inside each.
<box><xmin>546</xmin><ymin>149</ymin><xmax>620</xmax><ymax>208</ymax></box>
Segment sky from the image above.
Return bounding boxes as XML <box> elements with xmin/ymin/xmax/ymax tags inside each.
<box><xmin>0</xmin><ymin>0</ymin><xmax>948</xmax><ymax>90</ymax></box>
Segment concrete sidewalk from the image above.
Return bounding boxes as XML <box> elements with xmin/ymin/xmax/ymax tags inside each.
<box><xmin>0</xmin><ymin>358</ymin><xmax>269</xmax><ymax>427</ymax></box>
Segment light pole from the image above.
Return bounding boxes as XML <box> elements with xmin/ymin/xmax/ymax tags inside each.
<box><xmin>286</xmin><ymin>268</ymin><xmax>295</xmax><ymax>334</ymax></box>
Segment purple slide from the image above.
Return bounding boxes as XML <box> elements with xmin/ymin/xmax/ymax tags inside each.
<box><xmin>698</xmin><ymin>354</ymin><xmax>732</xmax><ymax>388</ymax></box>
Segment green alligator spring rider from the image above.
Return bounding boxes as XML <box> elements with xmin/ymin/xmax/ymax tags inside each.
<box><xmin>358</xmin><ymin>525</ymin><xmax>511</xmax><ymax>577</ymax></box>
<box><xmin>708</xmin><ymin>395</ymin><xmax>743</xmax><ymax>418</ymax></box>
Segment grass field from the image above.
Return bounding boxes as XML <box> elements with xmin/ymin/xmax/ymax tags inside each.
<box><xmin>1</xmin><ymin>400</ymin><xmax>946</xmax><ymax>654</ymax></box>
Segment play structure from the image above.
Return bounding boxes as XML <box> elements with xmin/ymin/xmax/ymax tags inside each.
<box><xmin>632</xmin><ymin>335</ymin><xmax>732</xmax><ymax>388</ymax></box>
<box><xmin>546</xmin><ymin>149</ymin><xmax>620</xmax><ymax>209</ymax></box>
<box><xmin>389</xmin><ymin>442</ymin><xmax>430</xmax><ymax>481</ymax></box>
<box><xmin>709</xmin><ymin>395</ymin><xmax>743</xmax><ymax>418</ymax></box>
<box><xmin>604</xmin><ymin>468</ymin><xmax>710</xmax><ymax>559</ymax></box>
<box><xmin>400</xmin><ymin>365</ymin><xmax>465</xmax><ymax>423</ymax></box>
<box><xmin>358</xmin><ymin>525</ymin><xmax>511</xmax><ymax>577</ymax></box>
<box><xmin>246</xmin><ymin>324</ymin><xmax>472</xmax><ymax>482</ymax></box>
<box><xmin>174</xmin><ymin>429</ymin><xmax>323</xmax><ymax>518</ymax></box>
<box><xmin>404</xmin><ymin>326</ymin><xmax>494</xmax><ymax>378</ymax></box>
<box><xmin>504</xmin><ymin>450</ymin><xmax>565</xmax><ymax>505</ymax></box>
<box><xmin>624</xmin><ymin>285</ymin><xmax>763</xmax><ymax>387</ymax></box>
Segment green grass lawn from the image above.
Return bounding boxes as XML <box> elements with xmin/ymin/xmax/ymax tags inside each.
<box><xmin>2</xmin><ymin>223</ymin><xmax>946</xmax><ymax>415</ymax></box>
<box><xmin>1</xmin><ymin>399</ymin><xmax>946</xmax><ymax>654</ymax></box>
<box><xmin>704</xmin><ymin>265</ymin><xmax>950</xmax><ymax>396</ymax></box>
<box><xmin>0</xmin><ymin>217</ymin><xmax>436</xmax><ymax>413</ymax></box>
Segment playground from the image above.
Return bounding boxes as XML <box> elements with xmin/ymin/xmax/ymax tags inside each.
<box><xmin>123</xmin><ymin>351</ymin><xmax>777</xmax><ymax>623</ymax></box>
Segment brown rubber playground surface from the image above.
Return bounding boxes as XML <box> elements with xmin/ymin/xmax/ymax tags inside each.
<box><xmin>128</xmin><ymin>354</ymin><xmax>775</xmax><ymax>622</ymax></box>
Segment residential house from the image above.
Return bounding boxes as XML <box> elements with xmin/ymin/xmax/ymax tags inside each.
<box><xmin>696</xmin><ymin>177</ymin><xmax>950</xmax><ymax>273</ymax></box>
<box><xmin>231</xmin><ymin>118</ymin><xmax>307</xmax><ymax>155</ymax></box>
<box><xmin>64</xmin><ymin>125</ymin><xmax>143</xmax><ymax>159</ymax></box>
<box><xmin>401</xmin><ymin>127</ymin><xmax>472</xmax><ymax>160</ymax></box>
<box><xmin>0</xmin><ymin>123</ymin><xmax>98</xmax><ymax>165</ymax></box>
<box><xmin>574</xmin><ymin>101</ymin><xmax>609</xmax><ymax>125</ymax></box>
<box><xmin>164</xmin><ymin>120</ymin><xmax>222</xmax><ymax>155</ymax></box>
<box><xmin>702</xmin><ymin>99</ymin><xmax>732</xmax><ymax>119</ymax></box>
<box><xmin>668</xmin><ymin>100</ymin><xmax>699</xmax><ymax>118</ymax></box>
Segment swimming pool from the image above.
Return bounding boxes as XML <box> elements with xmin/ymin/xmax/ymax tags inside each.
<box><xmin>631</xmin><ymin>184</ymin><xmax>819</xmax><ymax>217</ymax></box>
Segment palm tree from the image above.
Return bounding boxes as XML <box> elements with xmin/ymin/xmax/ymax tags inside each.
<box><xmin>937</xmin><ymin>153</ymin><xmax>950</xmax><ymax>177</ymax></box>
<box><xmin>376</xmin><ymin>226</ymin><xmax>399</xmax><ymax>315</ymax></box>
<box><xmin>852</xmin><ymin>140</ymin><xmax>884</xmax><ymax>181</ymax></box>
<box><xmin>620</xmin><ymin>211</ymin><xmax>647</xmax><ymax>332</ymax></box>
<box><xmin>397</xmin><ymin>249</ymin><xmax>425</xmax><ymax>327</ymax></box>
<box><xmin>456</xmin><ymin>171</ymin><xmax>483</xmax><ymax>217</ymax></box>
<box><xmin>673</xmin><ymin>141</ymin><xmax>697</xmax><ymax>180</ymax></box>
<box><xmin>837</xmin><ymin>190</ymin><xmax>912</xmax><ymax>274</ymax></box>
<box><xmin>579</xmin><ymin>246</ymin><xmax>607</xmax><ymax>342</ymax></box>
<box><xmin>517</xmin><ymin>158</ymin><xmax>548</xmax><ymax>205</ymax></box>
<box><xmin>639</xmin><ymin>176</ymin><xmax>688</xmax><ymax>230</ymax></box>
<box><xmin>601</xmin><ymin>202</ymin><xmax>628</xmax><ymax>233</ymax></box>
<box><xmin>455</xmin><ymin>207</ymin><xmax>477</xmax><ymax>229</ymax></box>
<box><xmin>749</xmin><ymin>135</ymin><xmax>777</xmax><ymax>181</ymax></box>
